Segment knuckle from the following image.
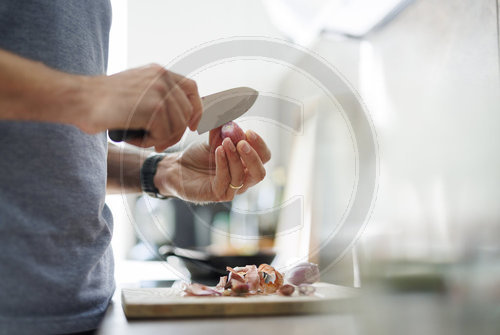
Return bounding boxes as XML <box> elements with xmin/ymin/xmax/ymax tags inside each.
<box><xmin>154</xmin><ymin>132</ymin><xmax>168</xmax><ymax>143</ymax></box>
<box><xmin>152</xmin><ymin>82</ymin><xmax>167</xmax><ymax>96</ymax></box>
<box><xmin>186</xmin><ymin>79</ymin><xmax>198</xmax><ymax>91</ymax></box>
<box><xmin>228</xmin><ymin>153</ymin><xmax>238</xmax><ymax>162</ymax></box>
<box><xmin>257</xmin><ymin>166</ymin><xmax>266</xmax><ymax>180</ymax></box>
<box><xmin>220</xmin><ymin>191</ymin><xmax>233</xmax><ymax>202</ymax></box>
<box><xmin>168</xmin><ymin>136</ymin><xmax>180</xmax><ymax>147</ymax></box>
<box><xmin>215</xmin><ymin>189</ymin><xmax>225</xmax><ymax>201</ymax></box>
<box><xmin>169</xmin><ymin>130</ymin><xmax>184</xmax><ymax>144</ymax></box>
<box><xmin>185</xmin><ymin>103</ymin><xmax>194</xmax><ymax>115</ymax></box>
<box><xmin>264</xmin><ymin>150</ymin><xmax>271</xmax><ymax>163</ymax></box>
<box><xmin>150</xmin><ymin>63</ymin><xmax>165</xmax><ymax>74</ymax></box>
<box><xmin>176</xmin><ymin>132</ymin><xmax>184</xmax><ymax>142</ymax></box>
<box><xmin>165</xmin><ymin>91</ymin><xmax>176</xmax><ymax>102</ymax></box>
<box><xmin>161</xmin><ymin>69</ymin><xmax>173</xmax><ymax>82</ymax></box>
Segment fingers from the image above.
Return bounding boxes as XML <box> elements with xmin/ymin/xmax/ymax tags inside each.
<box><xmin>236</xmin><ymin>140</ymin><xmax>266</xmax><ymax>193</ymax></box>
<box><xmin>154</xmin><ymin>141</ymin><xmax>171</xmax><ymax>153</ymax></box>
<box><xmin>124</xmin><ymin>137</ymin><xmax>147</xmax><ymax>148</ymax></box>
<box><xmin>161</xmin><ymin>72</ymin><xmax>192</xmax><ymax>129</ymax></box>
<box><xmin>140</xmin><ymin>69</ymin><xmax>200</xmax><ymax>149</ymax></box>
<box><xmin>168</xmin><ymin>84</ymin><xmax>192</xmax><ymax>126</ymax></box>
<box><xmin>142</xmin><ymin>96</ymin><xmax>186</xmax><ymax>152</ymax></box>
<box><xmin>245</xmin><ymin>130</ymin><xmax>271</xmax><ymax>164</ymax></box>
<box><xmin>222</xmin><ymin>138</ymin><xmax>245</xmax><ymax>192</ymax></box>
<box><xmin>213</xmin><ymin>146</ymin><xmax>231</xmax><ymax>200</ymax></box>
<box><xmin>188</xmin><ymin>105</ymin><xmax>203</xmax><ymax>131</ymax></box>
<box><xmin>213</xmin><ymin>138</ymin><xmax>254</xmax><ymax>201</ymax></box>
<box><xmin>212</xmin><ymin>129</ymin><xmax>269</xmax><ymax>198</ymax></box>
<box><xmin>163</xmin><ymin>86</ymin><xmax>188</xmax><ymax>143</ymax></box>
<box><xmin>184</xmin><ymin>86</ymin><xmax>203</xmax><ymax>131</ymax></box>
<box><xmin>208</xmin><ymin>126</ymin><xmax>223</xmax><ymax>151</ymax></box>
<box><xmin>125</xmin><ymin>134</ymin><xmax>170</xmax><ymax>152</ymax></box>
<box><xmin>187</xmin><ymin>129</ymin><xmax>270</xmax><ymax>202</ymax></box>
<box><xmin>170</xmin><ymin>72</ymin><xmax>203</xmax><ymax>131</ymax></box>
<box><xmin>107</xmin><ymin>64</ymin><xmax>204</xmax><ymax>151</ymax></box>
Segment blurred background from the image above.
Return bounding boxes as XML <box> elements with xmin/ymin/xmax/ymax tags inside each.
<box><xmin>107</xmin><ymin>1</ymin><xmax>500</xmax><ymax>329</ymax></box>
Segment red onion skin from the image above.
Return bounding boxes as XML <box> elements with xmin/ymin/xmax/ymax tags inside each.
<box><xmin>221</xmin><ymin>121</ymin><xmax>246</xmax><ymax>144</ymax></box>
<box><xmin>231</xmin><ymin>281</ymin><xmax>250</xmax><ymax>295</ymax></box>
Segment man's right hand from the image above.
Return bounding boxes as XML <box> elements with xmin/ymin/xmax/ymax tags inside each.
<box><xmin>0</xmin><ymin>50</ymin><xmax>201</xmax><ymax>152</ymax></box>
<box><xmin>84</xmin><ymin>64</ymin><xmax>202</xmax><ymax>152</ymax></box>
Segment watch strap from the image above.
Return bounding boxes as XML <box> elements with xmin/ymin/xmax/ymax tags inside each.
<box><xmin>140</xmin><ymin>154</ymin><xmax>168</xmax><ymax>199</ymax></box>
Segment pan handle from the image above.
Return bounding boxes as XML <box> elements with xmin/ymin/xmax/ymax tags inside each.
<box><xmin>158</xmin><ymin>245</ymin><xmax>210</xmax><ymax>262</ymax></box>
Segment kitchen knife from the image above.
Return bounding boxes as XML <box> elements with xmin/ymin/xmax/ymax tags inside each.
<box><xmin>108</xmin><ymin>87</ymin><xmax>258</xmax><ymax>141</ymax></box>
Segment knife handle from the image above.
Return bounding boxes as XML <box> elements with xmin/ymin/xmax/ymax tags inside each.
<box><xmin>108</xmin><ymin>129</ymin><xmax>147</xmax><ymax>142</ymax></box>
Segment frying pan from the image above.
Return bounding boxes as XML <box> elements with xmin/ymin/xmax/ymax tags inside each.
<box><xmin>158</xmin><ymin>245</ymin><xmax>276</xmax><ymax>283</ymax></box>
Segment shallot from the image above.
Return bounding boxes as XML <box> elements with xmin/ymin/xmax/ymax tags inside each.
<box><xmin>284</xmin><ymin>262</ymin><xmax>320</xmax><ymax>286</ymax></box>
<box><xmin>221</xmin><ymin>121</ymin><xmax>246</xmax><ymax>144</ymax></box>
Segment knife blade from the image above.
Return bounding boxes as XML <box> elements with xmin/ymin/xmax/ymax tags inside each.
<box><xmin>108</xmin><ymin>87</ymin><xmax>258</xmax><ymax>141</ymax></box>
<box><xmin>196</xmin><ymin>87</ymin><xmax>258</xmax><ymax>134</ymax></box>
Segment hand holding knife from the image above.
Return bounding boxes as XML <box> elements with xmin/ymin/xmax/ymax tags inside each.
<box><xmin>108</xmin><ymin>87</ymin><xmax>258</xmax><ymax>141</ymax></box>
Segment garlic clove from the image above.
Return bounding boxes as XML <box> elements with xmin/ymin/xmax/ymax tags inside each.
<box><xmin>279</xmin><ymin>284</ymin><xmax>295</xmax><ymax>296</ymax></box>
<box><xmin>298</xmin><ymin>284</ymin><xmax>316</xmax><ymax>296</ymax></box>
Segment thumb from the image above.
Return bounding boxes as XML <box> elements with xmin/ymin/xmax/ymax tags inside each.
<box><xmin>208</xmin><ymin>126</ymin><xmax>223</xmax><ymax>152</ymax></box>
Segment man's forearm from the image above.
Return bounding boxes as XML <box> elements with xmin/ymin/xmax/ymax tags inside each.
<box><xmin>107</xmin><ymin>144</ymin><xmax>145</xmax><ymax>194</ymax></box>
<box><xmin>0</xmin><ymin>49</ymin><xmax>205</xmax><ymax>152</ymax></box>
<box><xmin>0</xmin><ymin>49</ymin><xmax>90</xmax><ymax>128</ymax></box>
<box><xmin>106</xmin><ymin>144</ymin><xmax>177</xmax><ymax>195</ymax></box>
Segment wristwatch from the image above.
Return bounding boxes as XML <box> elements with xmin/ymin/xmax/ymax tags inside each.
<box><xmin>140</xmin><ymin>153</ymin><xmax>169</xmax><ymax>199</ymax></box>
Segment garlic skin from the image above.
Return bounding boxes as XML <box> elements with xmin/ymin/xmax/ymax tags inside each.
<box><xmin>298</xmin><ymin>284</ymin><xmax>316</xmax><ymax>296</ymax></box>
<box><xmin>284</xmin><ymin>262</ymin><xmax>320</xmax><ymax>286</ymax></box>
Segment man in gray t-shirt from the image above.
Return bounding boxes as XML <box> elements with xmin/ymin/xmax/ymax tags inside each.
<box><xmin>0</xmin><ymin>1</ymin><xmax>270</xmax><ymax>334</ymax></box>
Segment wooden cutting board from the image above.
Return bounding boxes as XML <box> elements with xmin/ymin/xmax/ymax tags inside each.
<box><xmin>122</xmin><ymin>283</ymin><xmax>357</xmax><ymax>319</ymax></box>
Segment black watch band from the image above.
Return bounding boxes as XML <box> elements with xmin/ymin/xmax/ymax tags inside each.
<box><xmin>140</xmin><ymin>154</ymin><xmax>168</xmax><ymax>199</ymax></box>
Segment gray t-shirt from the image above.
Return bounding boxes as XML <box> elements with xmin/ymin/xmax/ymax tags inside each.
<box><xmin>0</xmin><ymin>1</ymin><xmax>114</xmax><ymax>334</ymax></box>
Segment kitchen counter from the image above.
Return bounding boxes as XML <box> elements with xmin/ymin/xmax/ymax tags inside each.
<box><xmin>97</xmin><ymin>297</ymin><xmax>358</xmax><ymax>335</ymax></box>
<box><xmin>96</xmin><ymin>261</ymin><xmax>358</xmax><ymax>335</ymax></box>
<box><xmin>96</xmin><ymin>260</ymin><xmax>500</xmax><ymax>335</ymax></box>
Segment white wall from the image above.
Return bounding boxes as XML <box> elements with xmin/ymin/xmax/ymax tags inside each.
<box><xmin>109</xmin><ymin>1</ymin><xmax>500</xmax><ymax>286</ymax></box>
<box><xmin>110</xmin><ymin>0</ymin><xmax>291</xmax><ymax>260</ymax></box>
<box><xmin>274</xmin><ymin>0</ymin><xmax>500</xmax><ymax>285</ymax></box>
<box><xmin>127</xmin><ymin>0</ymin><xmax>285</xmax><ymax>92</ymax></box>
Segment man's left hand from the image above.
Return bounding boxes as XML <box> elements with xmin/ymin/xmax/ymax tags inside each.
<box><xmin>153</xmin><ymin>127</ymin><xmax>271</xmax><ymax>203</ymax></box>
